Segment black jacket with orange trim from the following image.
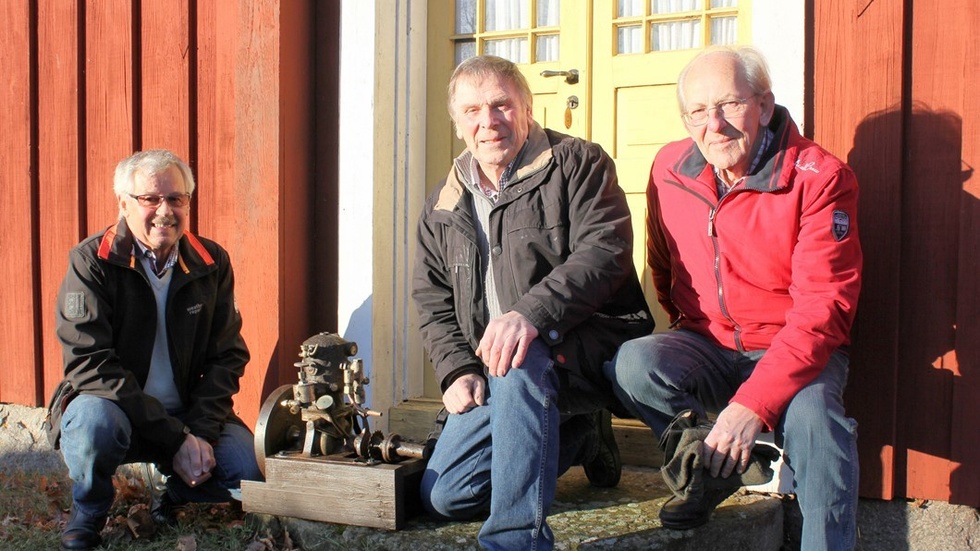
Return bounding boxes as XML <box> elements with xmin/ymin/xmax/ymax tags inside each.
<box><xmin>45</xmin><ymin>220</ymin><xmax>249</xmax><ymax>459</ymax></box>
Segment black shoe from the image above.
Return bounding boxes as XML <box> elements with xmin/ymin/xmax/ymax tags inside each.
<box><xmin>421</xmin><ymin>407</ymin><xmax>449</xmax><ymax>460</ymax></box>
<box><xmin>150</xmin><ymin>491</ymin><xmax>183</xmax><ymax>527</ymax></box>
<box><xmin>658</xmin><ymin>483</ymin><xmax>741</xmax><ymax>530</ymax></box>
<box><xmin>582</xmin><ymin>409</ymin><xmax>622</xmax><ymax>488</ymax></box>
<box><xmin>60</xmin><ymin>507</ymin><xmax>105</xmax><ymax>550</ymax></box>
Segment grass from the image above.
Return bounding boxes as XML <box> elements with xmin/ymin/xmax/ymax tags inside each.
<box><xmin>0</xmin><ymin>467</ymin><xmax>297</xmax><ymax>551</ymax></box>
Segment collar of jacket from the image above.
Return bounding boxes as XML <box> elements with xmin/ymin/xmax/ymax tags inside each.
<box><xmin>96</xmin><ymin>219</ymin><xmax>215</xmax><ymax>274</ymax></box>
<box><xmin>435</xmin><ymin>120</ymin><xmax>554</xmax><ymax>212</ymax></box>
<box><xmin>674</xmin><ymin>105</ymin><xmax>799</xmax><ymax>193</ymax></box>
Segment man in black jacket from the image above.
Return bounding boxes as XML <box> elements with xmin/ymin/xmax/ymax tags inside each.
<box><xmin>413</xmin><ymin>55</ymin><xmax>654</xmax><ymax>550</ymax></box>
<box><xmin>46</xmin><ymin>149</ymin><xmax>260</xmax><ymax>550</ymax></box>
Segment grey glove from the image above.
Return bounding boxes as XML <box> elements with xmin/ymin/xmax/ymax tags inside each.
<box><xmin>658</xmin><ymin>410</ymin><xmax>781</xmax><ymax>502</ymax></box>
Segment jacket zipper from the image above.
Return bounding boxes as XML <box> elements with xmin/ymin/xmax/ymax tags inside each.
<box><xmin>665</xmin><ymin>178</ymin><xmax>744</xmax><ymax>351</ymax></box>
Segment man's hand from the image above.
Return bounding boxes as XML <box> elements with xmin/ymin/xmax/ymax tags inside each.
<box><xmin>173</xmin><ymin>433</ymin><xmax>216</xmax><ymax>488</ymax></box>
<box><xmin>702</xmin><ymin>402</ymin><xmax>764</xmax><ymax>478</ymax></box>
<box><xmin>475</xmin><ymin>311</ymin><xmax>539</xmax><ymax>377</ymax></box>
<box><xmin>443</xmin><ymin>373</ymin><xmax>486</xmax><ymax>414</ymax></box>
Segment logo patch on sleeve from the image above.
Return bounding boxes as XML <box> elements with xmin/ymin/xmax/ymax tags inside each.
<box><xmin>832</xmin><ymin>210</ymin><xmax>851</xmax><ymax>241</ymax></box>
<box><xmin>64</xmin><ymin>292</ymin><xmax>87</xmax><ymax>319</ymax></box>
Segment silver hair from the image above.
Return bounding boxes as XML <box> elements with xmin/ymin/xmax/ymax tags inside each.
<box><xmin>676</xmin><ymin>46</ymin><xmax>773</xmax><ymax>113</ymax></box>
<box><xmin>113</xmin><ymin>149</ymin><xmax>196</xmax><ymax>198</ymax></box>
<box><xmin>447</xmin><ymin>55</ymin><xmax>533</xmax><ymax>121</ymax></box>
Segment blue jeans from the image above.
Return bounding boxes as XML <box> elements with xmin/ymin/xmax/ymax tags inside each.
<box><xmin>603</xmin><ymin>330</ymin><xmax>859</xmax><ymax>551</ymax></box>
<box><xmin>422</xmin><ymin>339</ymin><xmax>594</xmax><ymax>551</ymax></box>
<box><xmin>60</xmin><ymin>394</ymin><xmax>262</xmax><ymax>519</ymax></box>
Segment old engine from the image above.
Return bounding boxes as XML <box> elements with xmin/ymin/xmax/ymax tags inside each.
<box><xmin>253</xmin><ymin>331</ymin><xmax>432</xmax><ymax>476</ymax></box>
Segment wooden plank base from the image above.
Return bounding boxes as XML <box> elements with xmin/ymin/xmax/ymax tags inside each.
<box><xmin>241</xmin><ymin>453</ymin><xmax>425</xmax><ymax>530</ymax></box>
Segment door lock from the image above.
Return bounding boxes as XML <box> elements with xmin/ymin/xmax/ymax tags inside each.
<box><xmin>540</xmin><ymin>69</ymin><xmax>579</xmax><ymax>85</ymax></box>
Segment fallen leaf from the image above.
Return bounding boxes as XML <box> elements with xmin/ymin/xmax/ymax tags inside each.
<box><xmin>125</xmin><ymin>507</ymin><xmax>156</xmax><ymax>540</ymax></box>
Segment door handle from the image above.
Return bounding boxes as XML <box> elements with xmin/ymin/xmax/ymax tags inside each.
<box><xmin>539</xmin><ymin>69</ymin><xmax>579</xmax><ymax>85</ymax></box>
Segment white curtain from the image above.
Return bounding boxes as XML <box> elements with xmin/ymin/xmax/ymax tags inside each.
<box><xmin>537</xmin><ymin>35</ymin><xmax>559</xmax><ymax>62</ymax></box>
<box><xmin>485</xmin><ymin>38</ymin><xmax>529</xmax><ymax>63</ymax></box>
<box><xmin>618</xmin><ymin>0</ymin><xmax>644</xmax><ymax>17</ymax></box>
<box><xmin>537</xmin><ymin>0</ymin><xmax>559</xmax><ymax>26</ymax></box>
<box><xmin>651</xmin><ymin>20</ymin><xmax>701</xmax><ymax>51</ymax></box>
<box><xmin>485</xmin><ymin>0</ymin><xmax>529</xmax><ymax>31</ymax></box>
<box><xmin>710</xmin><ymin>16</ymin><xmax>737</xmax><ymax>44</ymax></box>
<box><xmin>652</xmin><ymin>0</ymin><xmax>702</xmax><ymax>14</ymax></box>
<box><xmin>618</xmin><ymin>25</ymin><xmax>643</xmax><ymax>54</ymax></box>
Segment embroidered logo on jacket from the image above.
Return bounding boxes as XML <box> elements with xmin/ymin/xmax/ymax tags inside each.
<box><xmin>795</xmin><ymin>160</ymin><xmax>821</xmax><ymax>173</ymax></box>
<box><xmin>186</xmin><ymin>303</ymin><xmax>203</xmax><ymax>316</ymax></box>
<box><xmin>832</xmin><ymin>210</ymin><xmax>850</xmax><ymax>241</ymax></box>
<box><xmin>64</xmin><ymin>292</ymin><xmax>86</xmax><ymax>319</ymax></box>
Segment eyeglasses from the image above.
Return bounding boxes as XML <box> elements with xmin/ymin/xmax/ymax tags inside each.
<box><xmin>127</xmin><ymin>193</ymin><xmax>192</xmax><ymax>208</ymax></box>
<box><xmin>682</xmin><ymin>94</ymin><xmax>760</xmax><ymax>126</ymax></box>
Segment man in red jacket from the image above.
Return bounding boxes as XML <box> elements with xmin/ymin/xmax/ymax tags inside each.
<box><xmin>604</xmin><ymin>46</ymin><xmax>862</xmax><ymax>550</ymax></box>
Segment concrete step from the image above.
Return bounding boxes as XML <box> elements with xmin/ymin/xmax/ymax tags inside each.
<box><xmin>248</xmin><ymin>465</ymin><xmax>785</xmax><ymax>551</ymax></box>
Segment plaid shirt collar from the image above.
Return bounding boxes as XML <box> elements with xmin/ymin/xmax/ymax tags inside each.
<box><xmin>133</xmin><ymin>239</ymin><xmax>179</xmax><ymax>277</ymax></box>
<box><xmin>468</xmin><ymin>140</ymin><xmax>529</xmax><ymax>203</ymax></box>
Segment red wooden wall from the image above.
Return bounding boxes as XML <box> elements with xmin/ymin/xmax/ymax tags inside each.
<box><xmin>812</xmin><ymin>1</ymin><xmax>979</xmax><ymax>506</ymax></box>
<box><xmin>0</xmin><ymin>0</ymin><xmax>339</xmax><ymax>429</ymax></box>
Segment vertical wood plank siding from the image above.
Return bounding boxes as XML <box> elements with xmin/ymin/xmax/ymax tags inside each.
<box><xmin>813</xmin><ymin>1</ymin><xmax>979</xmax><ymax>506</ymax></box>
<box><xmin>0</xmin><ymin>1</ymin><xmax>38</xmax><ymax>404</ymax></box>
<box><xmin>1</xmin><ymin>0</ymin><xmax>337</xmax><ymax>438</ymax></box>
<box><xmin>37</xmin><ymin>0</ymin><xmax>84</xmax><ymax>404</ymax></box>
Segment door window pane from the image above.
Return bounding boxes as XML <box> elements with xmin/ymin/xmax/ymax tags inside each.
<box><xmin>710</xmin><ymin>16</ymin><xmax>737</xmax><ymax>44</ymax></box>
<box><xmin>651</xmin><ymin>0</ymin><xmax>702</xmax><ymax>14</ymax></box>
<box><xmin>618</xmin><ymin>0</ymin><xmax>644</xmax><ymax>17</ymax></box>
<box><xmin>536</xmin><ymin>35</ymin><xmax>559</xmax><ymax>62</ymax></box>
<box><xmin>485</xmin><ymin>37</ymin><xmax>529</xmax><ymax>63</ymax></box>
<box><xmin>618</xmin><ymin>25</ymin><xmax>644</xmax><ymax>54</ymax></box>
<box><xmin>537</xmin><ymin>0</ymin><xmax>560</xmax><ymax>27</ymax></box>
<box><xmin>456</xmin><ymin>0</ymin><xmax>476</xmax><ymax>33</ymax></box>
<box><xmin>485</xmin><ymin>0</ymin><xmax>529</xmax><ymax>32</ymax></box>
<box><xmin>651</xmin><ymin>20</ymin><xmax>701</xmax><ymax>51</ymax></box>
<box><xmin>456</xmin><ymin>40</ymin><xmax>477</xmax><ymax>65</ymax></box>
<box><xmin>710</xmin><ymin>0</ymin><xmax>737</xmax><ymax>7</ymax></box>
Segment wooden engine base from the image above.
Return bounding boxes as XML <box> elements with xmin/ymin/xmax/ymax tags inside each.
<box><xmin>241</xmin><ymin>453</ymin><xmax>425</xmax><ymax>530</ymax></box>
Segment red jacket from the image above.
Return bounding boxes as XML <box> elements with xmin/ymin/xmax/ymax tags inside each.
<box><xmin>647</xmin><ymin>106</ymin><xmax>862</xmax><ymax>430</ymax></box>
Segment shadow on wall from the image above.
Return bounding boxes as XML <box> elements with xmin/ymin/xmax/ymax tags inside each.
<box><xmin>846</xmin><ymin>103</ymin><xmax>977</xmax><ymax>510</ymax></box>
<box><xmin>343</xmin><ymin>296</ymin><xmax>374</xmax><ymax>406</ymax></box>
<box><xmin>257</xmin><ymin>295</ymin><xmax>375</xmax><ymax>407</ymax></box>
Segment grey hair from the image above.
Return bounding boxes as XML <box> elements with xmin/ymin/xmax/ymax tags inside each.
<box><xmin>676</xmin><ymin>46</ymin><xmax>772</xmax><ymax>113</ymax></box>
<box><xmin>113</xmin><ymin>149</ymin><xmax>196</xmax><ymax>198</ymax></box>
<box><xmin>447</xmin><ymin>55</ymin><xmax>533</xmax><ymax>120</ymax></box>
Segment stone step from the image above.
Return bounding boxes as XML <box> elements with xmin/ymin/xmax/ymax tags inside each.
<box><xmin>248</xmin><ymin>465</ymin><xmax>785</xmax><ymax>551</ymax></box>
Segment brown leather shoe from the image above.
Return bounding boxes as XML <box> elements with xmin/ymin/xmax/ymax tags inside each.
<box><xmin>60</xmin><ymin>507</ymin><xmax>105</xmax><ymax>550</ymax></box>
